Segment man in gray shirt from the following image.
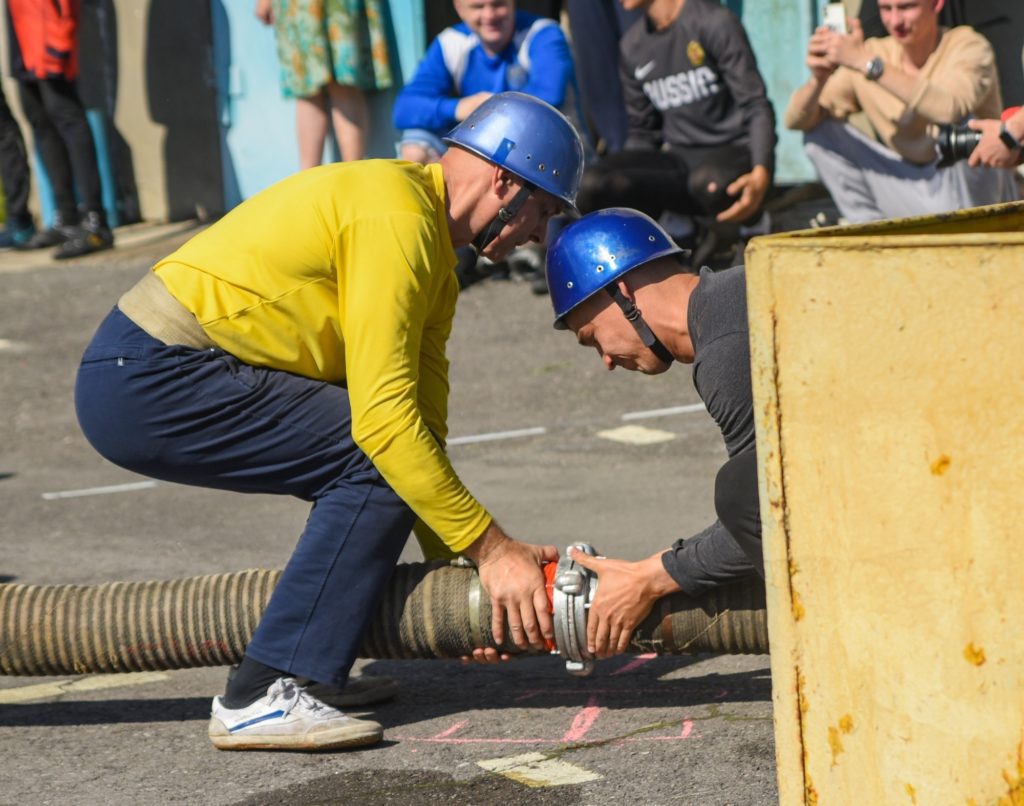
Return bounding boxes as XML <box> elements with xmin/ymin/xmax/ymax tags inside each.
<box><xmin>544</xmin><ymin>207</ymin><xmax>761</xmax><ymax>658</ymax></box>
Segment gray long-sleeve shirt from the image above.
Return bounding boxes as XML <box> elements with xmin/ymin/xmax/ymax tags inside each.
<box><xmin>661</xmin><ymin>266</ymin><xmax>758</xmax><ymax>594</ymax></box>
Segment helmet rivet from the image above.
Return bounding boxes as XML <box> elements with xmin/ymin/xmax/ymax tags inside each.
<box><xmin>553</xmin><ymin>169</ymin><xmax>560</xmax><ymax>176</ymax></box>
<box><xmin>609</xmin><ymin>255</ymin><xmax>616</xmax><ymax>261</ymax></box>
<box><xmin>596</xmin><ymin>265</ymin><xmax>604</xmax><ymax>272</ymax></box>
<box><xmin>526</xmin><ymin>154</ymin><xmax>532</xmax><ymax>160</ymax></box>
<box><xmin>567</xmin><ymin>281</ymin><xmax>574</xmax><ymax>289</ymax></box>
<box><xmin>538</xmin><ymin>163</ymin><xmax>546</xmax><ymax>171</ymax></box>
<box><xmin>648</xmin><ymin>235</ymin><xmax>656</xmax><ymax>241</ymax></box>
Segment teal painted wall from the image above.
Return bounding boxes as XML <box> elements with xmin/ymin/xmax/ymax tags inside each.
<box><xmin>728</xmin><ymin>0</ymin><xmax>820</xmax><ymax>183</ymax></box>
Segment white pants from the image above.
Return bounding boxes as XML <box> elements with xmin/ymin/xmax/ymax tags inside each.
<box><xmin>804</xmin><ymin>119</ymin><xmax>1019</xmax><ymax>223</ymax></box>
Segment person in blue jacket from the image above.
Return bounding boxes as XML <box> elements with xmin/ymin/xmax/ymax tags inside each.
<box><xmin>393</xmin><ymin>0</ymin><xmax>575</xmax><ymax>164</ymax></box>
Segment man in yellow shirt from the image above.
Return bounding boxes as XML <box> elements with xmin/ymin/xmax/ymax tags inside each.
<box><xmin>73</xmin><ymin>92</ymin><xmax>584</xmax><ymax>752</ymax></box>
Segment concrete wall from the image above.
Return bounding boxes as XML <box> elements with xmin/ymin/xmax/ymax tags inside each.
<box><xmin>746</xmin><ymin>202</ymin><xmax>1024</xmax><ymax>804</ymax></box>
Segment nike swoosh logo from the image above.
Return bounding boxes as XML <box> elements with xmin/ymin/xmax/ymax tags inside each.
<box><xmin>634</xmin><ymin>60</ymin><xmax>656</xmax><ymax>80</ymax></box>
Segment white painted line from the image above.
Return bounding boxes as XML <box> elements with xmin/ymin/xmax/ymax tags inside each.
<box><xmin>621</xmin><ymin>403</ymin><xmax>706</xmax><ymax>421</ymax></box>
<box><xmin>596</xmin><ymin>425</ymin><xmax>676</xmax><ymax>445</ymax></box>
<box><xmin>42</xmin><ymin>480</ymin><xmax>159</xmax><ymax>500</ymax></box>
<box><xmin>447</xmin><ymin>426</ymin><xmax>546</xmax><ymax>446</ymax></box>
<box><xmin>0</xmin><ymin>672</ymin><xmax>170</xmax><ymax>704</ymax></box>
<box><xmin>0</xmin><ymin>338</ymin><xmax>29</xmax><ymax>353</ymax></box>
<box><xmin>477</xmin><ymin>752</ymin><xmax>603</xmax><ymax>788</ymax></box>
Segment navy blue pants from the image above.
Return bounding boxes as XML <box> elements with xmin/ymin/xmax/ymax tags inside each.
<box><xmin>74</xmin><ymin>307</ymin><xmax>417</xmax><ymax>686</ymax></box>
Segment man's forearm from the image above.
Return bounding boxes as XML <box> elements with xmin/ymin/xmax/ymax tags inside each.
<box><xmin>784</xmin><ymin>78</ymin><xmax>827</xmax><ymax>131</ymax></box>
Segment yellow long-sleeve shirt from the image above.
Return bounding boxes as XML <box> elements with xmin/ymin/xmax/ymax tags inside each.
<box><xmin>153</xmin><ymin>159</ymin><xmax>491</xmax><ymax>553</ymax></box>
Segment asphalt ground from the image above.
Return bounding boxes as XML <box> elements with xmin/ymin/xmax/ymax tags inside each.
<box><xmin>0</xmin><ymin>227</ymin><xmax>775</xmax><ymax>805</ymax></box>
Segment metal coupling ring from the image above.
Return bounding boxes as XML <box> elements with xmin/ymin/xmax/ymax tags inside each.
<box><xmin>551</xmin><ymin>543</ymin><xmax>599</xmax><ymax>676</ymax></box>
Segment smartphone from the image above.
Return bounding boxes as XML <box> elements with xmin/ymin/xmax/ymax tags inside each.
<box><xmin>823</xmin><ymin>2</ymin><xmax>848</xmax><ymax>34</ymax></box>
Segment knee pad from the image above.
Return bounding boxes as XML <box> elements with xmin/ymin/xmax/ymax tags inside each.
<box><xmin>687</xmin><ymin>162</ymin><xmax>737</xmax><ymax>215</ymax></box>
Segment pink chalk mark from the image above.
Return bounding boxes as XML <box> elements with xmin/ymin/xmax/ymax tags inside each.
<box><xmin>561</xmin><ymin>694</ymin><xmax>604</xmax><ymax>742</ymax></box>
<box><xmin>432</xmin><ymin>720</ymin><xmax>469</xmax><ymax>740</ymax></box>
<box><xmin>627</xmin><ymin>719</ymin><xmax>695</xmax><ymax>741</ymax></box>
<box><xmin>610</xmin><ymin>653</ymin><xmax>657</xmax><ymax>676</ymax></box>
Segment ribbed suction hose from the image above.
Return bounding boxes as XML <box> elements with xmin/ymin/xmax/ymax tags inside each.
<box><xmin>0</xmin><ymin>557</ymin><xmax>766</xmax><ymax>677</ymax></box>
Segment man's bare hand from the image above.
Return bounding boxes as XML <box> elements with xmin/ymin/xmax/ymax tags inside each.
<box><xmin>456</xmin><ymin>92</ymin><xmax>493</xmax><ymax>122</ymax></box>
<box><xmin>823</xmin><ymin>18</ymin><xmax>867</xmax><ymax>72</ymax></box>
<box><xmin>568</xmin><ymin>547</ymin><xmax>680</xmax><ymax>658</ymax></box>
<box><xmin>967</xmin><ymin>118</ymin><xmax>1022</xmax><ymax>169</ymax></box>
<box><xmin>460</xmin><ymin>647</ymin><xmax>511</xmax><ymax>664</ymax></box>
<box><xmin>806</xmin><ymin>27</ymin><xmax>839</xmax><ymax>83</ymax></box>
<box><xmin>462</xmin><ymin>522</ymin><xmax>558</xmax><ymax>653</ymax></box>
<box><xmin>716</xmin><ymin>165</ymin><xmax>770</xmax><ymax>223</ymax></box>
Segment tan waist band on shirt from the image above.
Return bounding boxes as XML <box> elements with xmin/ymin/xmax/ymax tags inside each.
<box><xmin>118</xmin><ymin>271</ymin><xmax>216</xmax><ymax>350</ymax></box>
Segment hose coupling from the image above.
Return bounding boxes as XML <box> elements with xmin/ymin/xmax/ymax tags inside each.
<box><xmin>550</xmin><ymin>543</ymin><xmax>599</xmax><ymax>676</ymax></box>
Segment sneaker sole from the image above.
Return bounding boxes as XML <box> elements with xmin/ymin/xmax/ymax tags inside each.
<box><xmin>208</xmin><ymin>719</ymin><xmax>383</xmax><ymax>751</ymax></box>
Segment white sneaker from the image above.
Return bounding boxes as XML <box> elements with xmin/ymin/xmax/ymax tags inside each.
<box><xmin>208</xmin><ymin>677</ymin><xmax>383</xmax><ymax>751</ymax></box>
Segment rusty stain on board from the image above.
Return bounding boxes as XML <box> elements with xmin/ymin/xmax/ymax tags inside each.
<box><xmin>828</xmin><ymin>715</ymin><xmax>855</xmax><ymax>766</ymax></box>
<box><xmin>963</xmin><ymin>643</ymin><xmax>987</xmax><ymax>666</ymax></box>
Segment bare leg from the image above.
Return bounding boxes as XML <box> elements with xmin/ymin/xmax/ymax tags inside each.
<box><xmin>296</xmin><ymin>91</ymin><xmax>329</xmax><ymax>169</ymax></box>
<box><xmin>326</xmin><ymin>81</ymin><xmax>369</xmax><ymax>162</ymax></box>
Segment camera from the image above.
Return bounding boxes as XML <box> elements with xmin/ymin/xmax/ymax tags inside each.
<box><xmin>935</xmin><ymin>123</ymin><xmax>983</xmax><ymax>167</ymax></box>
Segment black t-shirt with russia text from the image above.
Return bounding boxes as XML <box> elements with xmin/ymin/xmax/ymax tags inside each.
<box><xmin>619</xmin><ymin>0</ymin><xmax>776</xmax><ymax>174</ymax></box>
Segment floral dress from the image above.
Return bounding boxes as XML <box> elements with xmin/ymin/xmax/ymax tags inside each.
<box><xmin>272</xmin><ymin>0</ymin><xmax>393</xmax><ymax>99</ymax></box>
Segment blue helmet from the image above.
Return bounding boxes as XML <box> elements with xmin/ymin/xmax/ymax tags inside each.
<box><xmin>546</xmin><ymin>208</ymin><xmax>684</xmax><ymax>329</ymax></box>
<box><xmin>444</xmin><ymin>92</ymin><xmax>585</xmax><ymax>209</ymax></box>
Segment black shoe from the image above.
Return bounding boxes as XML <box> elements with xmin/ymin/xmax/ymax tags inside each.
<box><xmin>15</xmin><ymin>212</ymin><xmax>76</xmax><ymax>251</ymax></box>
<box><xmin>0</xmin><ymin>220</ymin><xmax>36</xmax><ymax>250</ymax></box>
<box><xmin>54</xmin><ymin>211</ymin><xmax>114</xmax><ymax>260</ymax></box>
<box><xmin>530</xmin><ymin>270</ymin><xmax>549</xmax><ymax>296</ymax></box>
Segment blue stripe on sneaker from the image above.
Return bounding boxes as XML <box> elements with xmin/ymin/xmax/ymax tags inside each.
<box><xmin>228</xmin><ymin>710</ymin><xmax>287</xmax><ymax>733</ymax></box>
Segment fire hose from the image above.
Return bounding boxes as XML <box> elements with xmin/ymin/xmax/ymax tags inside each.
<box><xmin>0</xmin><ymin>544</ymin><xmax>767</xmax><ymax>678</ymax></box>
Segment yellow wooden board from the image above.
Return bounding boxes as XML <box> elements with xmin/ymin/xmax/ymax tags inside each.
<box><xmin>745</xmin><ymin>200</ymin><xmax>1024</xmax><ymax>805</ymax></box>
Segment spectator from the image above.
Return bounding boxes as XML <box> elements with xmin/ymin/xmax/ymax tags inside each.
<box><xmin>574</xmin><ymin>0</ymin><xmax>776</xmax><ymax>269</ymax></box>
<box><xmin>784</xmin><ymin>0</ymin><xmax>1017</xmax><ymax>223</ymax></box>
<box><xmin>392</xmin><ymin>0</ymin><xmax>574</xmax><ymax>165</ymax></box>
<box><xmin>6</xmin><ymin>0</ymin><xmax>113</xmax><ymax>259</ymax></box>
<box><xmin>0</xmin><ymin>81</ymin><xmax>36</xmax><ymax>249</ymax></box>
<box><xmin>564</xmin><ymin>0</ymin><xmax>642</xmax><ymax>156</ymax></box>
<box><xmin>255</xmin><ymin>0</ymin><xmax>392</xmax><ymax>166</ymax></box>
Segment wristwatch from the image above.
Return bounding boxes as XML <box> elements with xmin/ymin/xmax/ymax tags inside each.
<box><xmin>998</xmin><ymin>121</ymin><xmax>1023</xmax><ymax>151</ymax></box>
<box><xmin>864</xmin><ymin>57</ymin><xmax>884</xmax><ymax>81</ymax></box>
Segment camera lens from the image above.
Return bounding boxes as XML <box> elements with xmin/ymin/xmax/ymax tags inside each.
<box><xmin>936</xmin><ymin>123</ymin><xmax>984</xmax><ymax>166</ymax></box>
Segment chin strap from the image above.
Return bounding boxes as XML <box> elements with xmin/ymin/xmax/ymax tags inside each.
<box><xmin>605</xmin><ymin>284</ymin><xmax>675</xmax><ymax>367</ymax></box>
<box><xmin>472</xmin><ymin>184</ymin><xmax>535</xmax><ymax>254</ymax></box>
